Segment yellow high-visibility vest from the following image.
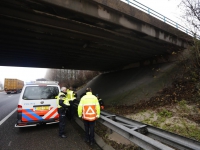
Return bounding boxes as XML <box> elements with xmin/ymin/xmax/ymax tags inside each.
<box><xmin>57</xmin><ymin>92</ymin><xmax>69</xmax><ymax>108</ymax></box>
<box><xmin>78</xmin><ymin>92</ymin><xmax>100</xmax><ymax>121</ymax></box>
<box><xmin>67</xmin><ymin>90</ymin><xmax>76</xmax><ymax>101</ymax></box>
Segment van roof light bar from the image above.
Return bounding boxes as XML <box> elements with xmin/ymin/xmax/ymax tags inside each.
<box><xmin>25</xmin><ymin>81</ymin><xmax>59</xmax><ymax>85</ymax></box>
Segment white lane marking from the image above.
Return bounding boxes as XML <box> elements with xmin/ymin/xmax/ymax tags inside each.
<box><xmin>8</xmin><ymin>95</ymin><xmax>13</xmax><ymax>97</ymax></box>
<box><xmin>0</xmin><ymin>108</ymin><xmax>17</xmax><ymax>125</ymax></box>
<box><xmin>8</xmin><ymin>141</ymin><xmax>12</xmax><ymax>146</ymax></box>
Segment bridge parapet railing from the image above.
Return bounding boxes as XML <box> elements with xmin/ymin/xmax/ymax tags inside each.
<box><xmin>120</xmin><ymin>0</ymin><xmax>199</xmax><ymax>39</ymax></box>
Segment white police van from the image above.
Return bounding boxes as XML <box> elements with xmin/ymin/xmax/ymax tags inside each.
<box><xmin>15</xmin><ymin>81</ymin><xmax>60</xmax><ymax>127</ymax></box>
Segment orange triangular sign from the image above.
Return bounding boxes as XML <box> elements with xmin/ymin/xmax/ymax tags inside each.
<box><xmin>85</xmin><ymin>106</ymin><xmax>95</xmax><ymax>115</ymax></box>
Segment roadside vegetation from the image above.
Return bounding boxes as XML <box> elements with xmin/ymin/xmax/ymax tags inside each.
<box><xmin>45</xmin><ymin>69</ymin><xmax>100</xmax><ymax>89</ymax></box>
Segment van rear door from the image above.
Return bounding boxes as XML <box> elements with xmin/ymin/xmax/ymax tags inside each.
<box><xmin>21</xmin><ymin>85</ymin><xmax>59</xmax><ymax>122</ymax></box>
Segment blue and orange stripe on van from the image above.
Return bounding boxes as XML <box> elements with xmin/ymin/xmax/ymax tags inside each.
<box><xmin>22</xmin><ymin>109</ymin><xmax>43</xmax><ymax>121</ymax></box>
<box><xmin>22</xmin><ymin>108</ymin><xmax>59</xmax><ymax>122</ymax></box>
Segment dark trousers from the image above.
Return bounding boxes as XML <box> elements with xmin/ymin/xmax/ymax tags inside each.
<box><xmin>58</xmin><ymin>108</ymin><xmax>66</xmax><ymax>136</ymax></box>
<box><xmin>83</xmin><ymin>120</ymin><xmax>95</xmax><ymax>143</ymax></box>
<box><xmin>69</xmin><ymin>101</ymin><xmax>75</xmax><ymax>120</ymax></box>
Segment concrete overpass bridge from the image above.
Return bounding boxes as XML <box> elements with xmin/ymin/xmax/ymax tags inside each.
<box><xmin>0</xmin><ymin>0</ymin><xmax>192</xmax><ymax>72</ymax></box>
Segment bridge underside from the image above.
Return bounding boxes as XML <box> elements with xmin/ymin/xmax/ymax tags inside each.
<box><xmin>0</xmin><ymin>0</ymin><xmax>190</xmax><ymax>71</ymax></box>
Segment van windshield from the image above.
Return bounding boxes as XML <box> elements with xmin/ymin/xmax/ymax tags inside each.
<box><xmin>22</xmin><ymin>86</ymin><xmax>59</xmax><ymax>100</ymax></box>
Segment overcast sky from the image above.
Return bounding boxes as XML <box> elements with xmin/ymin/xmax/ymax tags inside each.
<box><xmin>138</xmin><ymin>0</ymin><xmax>182</xmax><ymax>18</ymax></box>
<box><xmin>0</xmin><ymin>0</ymin><xmax>184</xmax><ymax>85</ymax></box>
<box><xmin>0</xmin><ymin>66</ymin><xmax>47</xmax><ymax>84</ymax></box>
<box><xmin>124</xmin><ymin>0</ymin><xmax>183</xmax><ymax>25</ymax></box>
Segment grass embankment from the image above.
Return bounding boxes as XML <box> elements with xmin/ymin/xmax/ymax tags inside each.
<box><xmin>126</xmin><ymin>101</ymin><xmax>200</xmax><ymax>141</ymax></box>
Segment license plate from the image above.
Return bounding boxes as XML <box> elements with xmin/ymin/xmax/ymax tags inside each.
<box><xmin>35</xmin><ymin>106</ymin><xmax>49</xmax><ymax>111</ymax></box>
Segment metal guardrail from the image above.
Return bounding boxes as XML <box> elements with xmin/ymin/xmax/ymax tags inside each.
<box><xmin>120</xmin><ymin>0</ymin><xmax>199</xmax><ymax>39</ymax></box>
<box><xmin>99</xmin><ymin>111</ymin><xmax>200</xmax><ymax>150</ymax></box>
<box><xmin>74</xmin><ymin>102</ymin><xmax>200</xmax><ymax>149</ymax></box>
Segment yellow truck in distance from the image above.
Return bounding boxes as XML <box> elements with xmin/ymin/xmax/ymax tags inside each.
<box><xmin>4</xmin><ymin>78</ymin><xmax>24</xmax><ymax>94</ymax></box>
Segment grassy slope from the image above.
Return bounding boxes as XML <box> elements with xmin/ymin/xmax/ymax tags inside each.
<box><xmin>125</xmin><ymin>101</ymin><xmax>200</xmax><ymax>141</ymax></box>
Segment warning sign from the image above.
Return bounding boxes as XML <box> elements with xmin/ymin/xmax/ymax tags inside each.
<box><xmin>85</xmin><ymin>106</ymin><xmax>95</xmax><ymax>115</ymax></box>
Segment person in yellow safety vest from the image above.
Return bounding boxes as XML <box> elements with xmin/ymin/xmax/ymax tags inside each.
<box><xmin>78</xmin><ymin>87</ymin><xmax>100</xmax><ymax>146</ymax></box>
<box><xmin>57</xmin><ymin>87</ymin><xmax>70</xmax><ymax>138</ymax></box>
<box><xmin>67</xmin><ymin>87</ymin><xmax>77</xmax><ymax>120</ymax></box>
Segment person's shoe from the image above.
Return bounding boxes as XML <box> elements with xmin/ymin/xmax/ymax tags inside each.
<box><xmin>84</xmin><ymin>139</ymin><xmax>89</xmax><ymax>143</ymax></box>
<box><xmin>90</xmin><ymin>142</ymin><xmax>93</xmax><ymax>146</ymax></box>
<box><xmin>60</xmin><ymin>135</ymin><xmax>67</xmax><ymax>138</ymax></box>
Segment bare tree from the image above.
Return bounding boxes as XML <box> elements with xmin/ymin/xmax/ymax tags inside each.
<box><xmin>45</xmin><ymin>69</ymin><xmax>100</xmax><ymax>88</ymax></box>
<box><xmin>179</xmin><ymin>0</ymin><xmax>200</xmax><ymax>36</ymax></box>
<box><xmin>179</xmin><ymin>0</ymin><xmax>200</xmax><ymax>66</ymax></box>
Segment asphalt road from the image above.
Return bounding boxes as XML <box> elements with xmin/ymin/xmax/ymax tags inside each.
<box><xmin>0</xmin><ymin>91</ymin><xmax>102</xmax><ymax>150</ymax></box>
<box><xmin>0</xmin><ymin>91</ymin><xmax>19</xmax><ymax>121</ymax></box>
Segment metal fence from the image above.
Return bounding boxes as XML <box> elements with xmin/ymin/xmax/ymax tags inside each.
<box><xmin>120</xmin><ymin>0</ymin><xmax>199</xmax><ymax>39</ymax></box>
